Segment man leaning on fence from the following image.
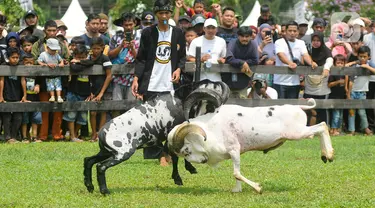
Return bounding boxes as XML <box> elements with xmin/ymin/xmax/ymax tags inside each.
<box><xmin>225</xmin><ymin>26</ymin><xmax>258</xmax><ymax>98</ymax></box>
<box><xmin>273</xmin><ymin>21</ymin><xmax>317</xmax><ymax>99</ymax></box>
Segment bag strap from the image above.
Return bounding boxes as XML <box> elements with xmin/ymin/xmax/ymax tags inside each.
<box><xmin>284</xmin><ymin>37</ymin><xmax>295</xmax><ymax>60</ymax></box>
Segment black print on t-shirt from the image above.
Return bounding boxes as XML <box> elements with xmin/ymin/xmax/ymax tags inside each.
<box><xmin>156</xmin><ymin>41</ymin><xmax>171</xmax><ymax>64</ymax></box>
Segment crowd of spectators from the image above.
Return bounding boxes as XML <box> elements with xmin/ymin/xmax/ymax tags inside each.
<box><xmin>0</xmin><ymin>0</ymin><xmax>375</xmax><ymax>148</ymax></box>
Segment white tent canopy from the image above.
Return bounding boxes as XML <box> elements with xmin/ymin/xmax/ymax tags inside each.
<box><xmin>241</xmin><ymin>0</ymin><xmax>261</xmax><ymax>27</ymax></box>
<box><xmin>61</xmin><ymin>0</ymin><xmax>87</xmax><ymax>38</ymax></box>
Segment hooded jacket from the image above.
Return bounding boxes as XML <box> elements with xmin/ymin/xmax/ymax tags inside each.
<box><xmin>6</xmin><ymin>32</ymin><xmax>20</xmax><ymax>48</ymax></box>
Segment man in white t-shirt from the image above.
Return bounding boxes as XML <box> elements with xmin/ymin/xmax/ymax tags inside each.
<box><xmin>274</xmin><ymin>20</ymin><xmax>317</xmax><ymax>98</ymax></box>
<box><xmin>187</xmin><ymin>18</ymin><xmax>226</xmax><ymax>81</ymax></box>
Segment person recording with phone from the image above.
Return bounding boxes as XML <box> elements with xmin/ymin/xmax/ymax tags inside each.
<box><xmin>325</xmin><ymin>22</ymin><xmax>352</xmax><ymax>58</ymax></box>
<box><xmin>255</xmin><ymin>23</ymin><xmax>275</xmax><ymax>57</ymax></box>
<box><xmin>108</xmin><ymin>12</ymin><xmax>141</xmax><ymax>118</ymax></box>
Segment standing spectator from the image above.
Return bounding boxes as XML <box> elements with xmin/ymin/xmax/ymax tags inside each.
<box><xmin>225</xmin><ymin>26</ymin><xmax>258</xmax><ymax>98</ymax></box>
<box><xmin>249</xmin><ymin>25</ymin><xmax>257</xmax><ymax>40</ymax></box>
<box><xmin>187</xmin><ymin>18</ymin><xmax>226</xmax><ymax>82</ymax></box>
<box><xmin>139</xmin><ymin>11</ymin><xmax>155</xmax><ymax>29</ymax></box>
<box><xmin>55</xmin><ymin>20</ymin><xmax>70</xmax><ymax>57</ymax></box>
<box><xmin>131</xmin><ymin>0</ymin><xmax>186</xmax><ymax>165</ymax></box>
<box><xmin>109</xmin><ymin>12</ymin><xmax>140</xmax><ymax>118</ymax></box>
<box><xmin>325</xmin><ymin>22</ymin><xmax>352</xmax><ymax>58</ymax></box>
<box><xmin>21</xmin><ymin>54</ymin><xmax>42</xmax><ymax>143</ymax></box>
<box><xmin>20</xmin><ymin>35</ymin><xmax>38</xmax><ymax>58</ymax></box>
<box><xmin>98</xmin><ymin>13</ymin><xmax>111</xmax><ymax>40</ymax></box>
<box><xmin>185</xmin><ymin>27</ymin><xmax>198</xmax><ymax>53</ymax></box>
<box><xmin>273</xmin><ymin>21</ymin><xmax>317</xmax><ymax>98</ymax></box>
<box><xmin>257</xmin><ymin>4</ymin><xmax>277</xmax><ymax>27</ymax></box>
<box><xmin>23</xmin><ymin>10</ymin><xmax>44</xmax><ymax>41</ymax></box>
<box><xmin>364</xmin><ymin>21</ymin><xmax>375</xmax><ymax>130</ymax></box>
<box><xmin>0</xmin><ymin>14</ymin><xmax>7</xmax><ymax>64</ymax></box>
<box><xmin>298</xmin><ymin>20</ymin><xmax>309</xmax><ymax>39</ymax></box>
<box><xmin>0</xmin><ymin>47</ymin><xmax>28</xmax><ymax>143</ymax></box>
<box><xmin>347</xmin><ymin>46</ymin><xmax>374</xmax><ymax>135</ymax></box>
<box><xmin>191</xmin><ymin>14</ymin><xmax>206</xmax><ymax>36</ymax></box>
<box><xmin>81</xmin><ymin>14</ymin><xmax>110</xmax><ymax>48</ymax></box>
<box><xmin>177</xmin><ymin>15</ymin><xmax>192</xmax><ymax>32</ymax></box>
<box><xmin>32</xmin><ymin>20</ymin><xmax>68</xmax><ymax>141</ymax></box>
<box><xmin>88</xmin><ymin>37</ymin><xmax>112</xmax><ymax>142</ymax></box>
<box><xmin>6</xmin><ymin>32</ymin><xmax>20</xmax><ymax>49</ymax></box>
<box><xmin>63</xmin><ymin>45</ymin><xmax>92</xmax><ymax>142</ymax></box>
<box><xmin>302</xmin><ymin>18</ymin><xmax>327</xmax><ymax>52</ymax></box>
<box><xmin>328</xmin><ymin>54</ymin><xmax>347</xmax><ymax>136</ymax></box>
<box><xmin>279</xmin><ymin>23</ymin><xmax>286</xmax><ymax>39</ymax></box>
<box><xmin>37</xmin><ymin>38</ymin><xmax>65</xmax><ymax>103</ymax></box>
<box><xmin>216</xmin><ymin>7</ymin><xmax>238</xmax><ymax>44</ymax></box>
<box><xmin>304</xmin><ymin>32</ymin><xmax>333</xmax><ymax>126</ymax></box>
<box><xmin>255</xmin><ymin>23</ymin><xmax>275</xmax><ymax>57</ymax></box>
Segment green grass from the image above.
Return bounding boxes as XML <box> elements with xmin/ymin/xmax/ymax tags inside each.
<box><xmin>1</xmin><ymin>136</ymin><xmax>375</xmax><ymax>207</ymax></box>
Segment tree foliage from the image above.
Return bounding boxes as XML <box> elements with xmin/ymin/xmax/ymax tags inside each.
<box><xmin>307</xmin><ymin>0</ymin><xmax>375</xmax><ymax>20</ymax></box>
<box><xmin>0</xmin><ymin>0</ymin><xmax>24</xmax><ymax>27</ymax></box>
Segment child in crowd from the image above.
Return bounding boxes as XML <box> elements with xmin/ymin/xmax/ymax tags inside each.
<box><xmin>63</xmin><ymin>44</ymin><xmax>91</xmax><ymax>142</ymax></box>
<box><xmin>20</xmin><ymin>35</ymin><xmax>38</xmax><ymax>57</ymax></box>
<box><xmin>6</xmin><ymin>32</ymin><xmax>20</xmax><ymax>49</ymax></box>
<box><xmin>0</xmin><ymin>47</ymin><xmax>28</xmax><ymax>143</ymax></box>
<box><xmin>21</xmin><ymin>54</ymin><xmax>42</xmax><ymax>143</ymax></box>
<box><xmin>347</xmin><ymin>46</ymin><xmax>375</xmax><ymax>135</ymax></box>
<box><xmin>185</xmin><ymin>27</ymin><xmax>198</xmax><ymax>54</ymax></box>
<box><xmin>257</xmin><ymin>4</ymin><xmax>277</xmax><ymax>27</ymax></box>
<box><xmin>328</xmin><ymin>54</ymin><xmax>347</xmax><ymax>136</ymax></box>
<box><xmin>68</xmin><ymin>36</ymin><xmax>86</xmax><ymax>61</ymax></box>
<box><xmin>178</xmin><ymin>0</ymin><xmax>219</xmax><ymax>19</ymax></box>
<box><xmin>346</xmin><ymin>34</ymin><xmax>363</xmax><ymax>66</ymax></box>
<box><xmin>88</xmin><ymin>37</ymin><xmax>112</xmax><ymax>142</ymax></box>
<box><xmin>37</xmin><ymin>38</ymin><xmax>65</xmax><ymax>103</ymax></box>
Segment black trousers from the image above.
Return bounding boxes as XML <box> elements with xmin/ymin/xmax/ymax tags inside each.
<box><xmin>366</xmin><ymin>82</ymin><xmax>375</xmax><ymax>130</ymax></box>
<box><xmin>2</xmin><ymin>112</ymin><xmax>22</xmax><ymax>140</ymax></box>
<box><xmin>142</xmin><ymin>91</ymin><xmax>168</xmax><ymax>159</ymax></box>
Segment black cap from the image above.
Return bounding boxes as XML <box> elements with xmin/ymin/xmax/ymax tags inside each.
<box><xmin>312</xmin><ymin>18</ymin><xmax>326</xmax><ymax>27</ymax></box>
<box><xmin>142</xmin><ymin>11</ymin><xmax>155</xmax><ymax>23</ymax></box>
<box><xmin>178</xmin><ymin>15</ymin><xmax>192</xmax><ymax>23</ymax></box>
<box><xmin>154</xmin><ymin>0</ymin><xmax>173</xmax><ymax>13</ymax></box>
<box><xmin>24</xmin><ymin>10</ymin><xmax>37</xmax><ymax>19</ymax></box>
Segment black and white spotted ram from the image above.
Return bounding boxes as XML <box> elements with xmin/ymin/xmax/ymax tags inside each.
<box><xmin>83</xmin><ymin>80</ymin><xmax>229</xmax><ymax>195</ymax></box>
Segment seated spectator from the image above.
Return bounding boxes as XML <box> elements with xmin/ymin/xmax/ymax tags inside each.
<box><xmin>347</xmin><ymin>46</ymin><xmax>374</xmax><ymax>135</ymax></box>
<box><xmin>225</xmin><ymin>26</ymin><xmax>258</xmax><ymax>98</ymax></box>
<box><xmin>255</xmin><ymin>23</ymin><xmax>275</xmax><ymax>57</ymax></box>
<box><xmin>273</xmin><ymin>21</ymin><xmax>317</xmax><ymax>99</ymax></box>
<box><xmin>216</xmin><ymin>7</ymin><xmax>238</xmax><ymax>44</ymax></box>
<box><xmin>188</xmin><ymin>18</ymin><xmax>226</xmax><ymax>82</ymax></box>
<box><xmin>21</xmin><ymin>54</ymin><xmax>42</xmax><ymax>143</ymax></box>
<box><xmin>0</xmin><ymin>47</ymin><xmax>28</xmax><ymax>143</ymax></box>
<box><xmin>326</xmin><ymin>22</ymin><xmax>352</xmax><ymax>58</ymax></box>
<box><xmin>258</xmin><ymin>52</ymin><xmax>275</xmax><ymax>87</ymax></box>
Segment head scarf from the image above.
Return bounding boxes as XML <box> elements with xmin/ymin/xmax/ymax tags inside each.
<box><xmin>310</xmin><ymin>31</ymin><xmax>332</xmax><ymax>66</ymax></box>
<box><xmin>325</xmin><ymin>22</ymin><xmax>352</xmax><ymax>57</ymax></box>
<box><xmin>255</xmin><ymin>23</ymin><xmax>275</xmax><ymax>56</ymax></box>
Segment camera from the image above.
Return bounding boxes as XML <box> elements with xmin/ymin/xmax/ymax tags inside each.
<box><xmin>254</xmin><ymin>79</ymin><xmax>266</xmax><ymax>94</ymax></box>
<box><xmin>292</xmin><ymin>58</ymin><xmax>301</xmax><ymax>66</ymax></box>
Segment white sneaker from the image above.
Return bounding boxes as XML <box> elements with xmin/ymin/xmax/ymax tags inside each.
<box><xmin>49</xmin><ymin>96</ymin><xmax>55</xmax><ymax>102</ymax></box>
<box><xmin>57</xmin><ymin>96</ymin><xmax>64</xmax><ymax>103</ymax></box>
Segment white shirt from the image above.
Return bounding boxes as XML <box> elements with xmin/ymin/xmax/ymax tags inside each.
<box><xmin>148</xmin><ymin>26</ymin><xmax>174</xmax><ymax>92</ymax></box>
<box><xmin>274</xmin><ymin>38</ymin><xmax>308</xmax><ymax>86</ymax></box>
<box><xmin>363</xmin><ymin>33</ymin><xmax>375</xmax><ymax>81</ymax></box>
<box><xmin>188</xmin><ymin>35</ymin><xmax>226</xmax><ymax>82</ymax></box>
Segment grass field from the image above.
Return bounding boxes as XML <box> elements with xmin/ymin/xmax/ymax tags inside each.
<box><xmin>1</xmin><ymin>135</ymin><xmax>375</xmax><ymax>207</ymax></box>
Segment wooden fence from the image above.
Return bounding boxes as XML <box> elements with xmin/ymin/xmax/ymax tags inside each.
<box><xmin>0</xmin><ymin>62</ymin><xmax>374</xmax><ymax>112</ymax></box>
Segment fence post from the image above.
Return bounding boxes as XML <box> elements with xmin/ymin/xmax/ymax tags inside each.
<box><xmin>194</xmin><ymin>46</ymin><xmax>201</xmax><ymax>82</ymax></box>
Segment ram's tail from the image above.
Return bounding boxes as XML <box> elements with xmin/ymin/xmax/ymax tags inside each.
<box><xmin>299</xmin><ymin>98</ymin><xmax>316</xmax><ymax>110</ymax></box>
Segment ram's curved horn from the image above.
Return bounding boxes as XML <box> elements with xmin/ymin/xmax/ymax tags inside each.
<box><xmin>183</xmin><ymin>88</ymin><xmax>222</xmax><ymax>120</ymax></box>
<box><xmin>171</xmin><ymin>123</ymin><xmax>207</xmax><ymax>154</ymax></box>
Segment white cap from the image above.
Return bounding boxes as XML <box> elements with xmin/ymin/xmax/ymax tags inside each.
<box><xmin>204</xmin><ymin>18</ymin><xmax>218</xmax><ymax>28</ymax></box>
<box><xmin>46</xmin><ymin>38</ymin><xmax>61</xmax><ymax>50</ymax></box>
<box><xmin>352</xmin><ymin>18</ymin><xmax>365</xmax><ymax>27</ymax></box>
